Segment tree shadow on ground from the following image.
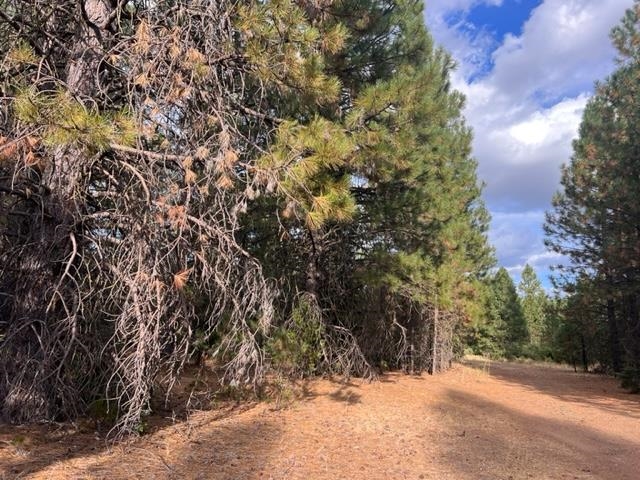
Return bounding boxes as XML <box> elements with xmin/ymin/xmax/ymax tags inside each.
<box><xmin>81</xmin><ymin>413</ymin><xmax>283</xmax><ymax>480</ymax></box>
<box><xmin>0</xmin><ymin>400</ymin><xmax>261</xmax><ymax>479</ymax></box>
<box><xmin>462</xmin><ymin>357</ymin><xmax>640</xmax><ymax>419</ymax></box>
<box><xmin>1</xmin><ymin>373</ymin><xmax>367</xmax><ymax>479</ymax></box>
<box><xmin>0</xmin><ymin>420</ymin><xmax>104</xmax><ymax>479</ymax></box>
<box><xmin>1</xmin><ymin>403</ymin><xmax>282</xmax><ymax>480</ymax></box>
<box><xmin>294</xmin><ymin>377</ymin><xmax>363</xmax><ymax>405</ymax></box>
<box><xmin>432</xmin><ymin>388</ymin><xmax>640</xmax><ymax>480</ymax></box>
<box><xmin>328</xmin><ymin>384</ymin><xmax>361</xmax><ymax>405</ymax></box>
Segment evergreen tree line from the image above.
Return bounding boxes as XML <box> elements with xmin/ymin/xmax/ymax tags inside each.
<box><xmin>0</xmin><ymin>0</ymin><xmax>493</xmax><ymax>433</ymax></box>
<box><xmin>464</xmin><ymin>261</ymin><xmax>635</xmax><ymax>383</ymax></box>
<box><xmin>464</xmin><ymin>264</ymin><xmax>555</xmax><ymax>360</ymax></box>
<box><xmin>545</xmin><ymin>1</ymin><xmax>640</xmax><ymax>392</ymax></box>
<box><xmin>468</xmin><ymin>2</ymin><xmax>640</xmax><ymax>394</ymax></box>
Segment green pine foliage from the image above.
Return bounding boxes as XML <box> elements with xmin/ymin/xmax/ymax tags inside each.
<box><xmin>14</xmin><ymin>88</ymin><xmax>137</xmax><ymax>150</ymax></box>
<box><xmin>545</xmin><ymin>0</ymin><xmax>640</xmax><ymax>387</ymax></box>
<box><xmin>486</xmin><ymin>268</ymin><xmax>526</xmax><ymax>357</ymax></box>
<box><xmin>237</xmin><ymin>0</ymin><xmax>343</xmax><ymax>106</ymax></box>
<box><xmin>266</xmin><ymin>294</ymin><xmax>326</xmax><ymax>377</ymax></box>
<box><xmin>464</xmin><ymin>280</ymin><xmax>509</xmax><ymax>358</ymax></box>
<box><xmin>0</xmin><ymin>0</ymin><xmax>498</xmax><ymax>432</ymax></box>
<box><xmin>259</xmin><ymin>117</ymin><xmax>357</xmax><ymax>228</ymax></box>
<box><xmin>518</xmin><ymin>265</ymin><xmax>552</xmax><ymax>358</ymax></box>
<box><xmin>241</xmin><ymin>0</ymin><xmax>494</xmax><ymax>374</ymax></box>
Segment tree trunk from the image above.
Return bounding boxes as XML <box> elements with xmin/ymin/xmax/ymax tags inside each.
<box><xmin>607</xmin><ymin>298</ymin><xmax>623</xmax><ymax>373</ymax></box>
<box><xmin>50</xmin><ymin>0</ymin><xmax>111</xmax><ymax>198</ymax></box>
<box><xmin>1</xmin><ymin>0</ymin><xmax>113</xmax><ymax>422</ymax></box>
<box><xmin>305</xmin><ymin>229</ymin><xmax>320</xmax><ymax>297</ymax></box>
<box><xmin>626</xmin><ymin>293</ymin><xmax>640</xmax><ymax>372</ymax></box>
<box><xmin>580</xmin><ymin>334</ymin><xmax>588</xmax><ymax>372</ymax></box>
<box><xmin>429</xmin><ymin>306</ymin><xmax>439</xmax><ymax>375</ymax></box>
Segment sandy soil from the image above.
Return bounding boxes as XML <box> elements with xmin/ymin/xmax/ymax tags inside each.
<box><xmin>1</xmin><ymin>359</ymin><xmax>639</xmax><ymax>480</ymax></box>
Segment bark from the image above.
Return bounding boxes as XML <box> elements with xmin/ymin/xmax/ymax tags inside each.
<box><xmin>1</xmin><ymin>0</ymin><xmax>113</xmax><ymax>422</ymax></box>
<box><xmin>67</xmin><ymin>0</ymin><xmax>111</xmax><ymax>98</ymax></box>
<box><xmin>626</xmin><ymin>294</ymin><xmax>640</xmax><ymax>370</ymax></box>
<box><xmin>52</xmin><ymin>0</ymin><xmax>111</xmax><ymax>198</ymax></box>
<box><xmin>305</xmin><ymin>229</ymin><xmax>321</xmax><ymax>297</ymax></box>
<box><xmin>429</xmin><ymin>306</ymin><xmax>439</xmax><ymax>375</ymax></box>
<box><xmin>607</xmin><ymin>298</ymin><xmax>623</xmax><ymax>373</ymax></box>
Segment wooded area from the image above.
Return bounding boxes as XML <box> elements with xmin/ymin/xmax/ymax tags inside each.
<box><xmin>0</xmin><ymin>0</ymin><xmax>638</xmax><ymax>438</ymax></box>
<box><xmin>0</xmin><ymin>0</ymin><xmax>492</xmax><ymax>435</ymax></box>
<box><xmin>545</xmin><ymin>3</ymin><xmax>640</xmax><ymax>392</ymax></box>
<box><xmin>449</xmin><ymin>2</ymin><xmax>640</xmax><ymax>395</ymax></box>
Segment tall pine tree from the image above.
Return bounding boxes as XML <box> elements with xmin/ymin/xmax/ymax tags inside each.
<box><xmin>518</xmin><ymin>264</ymin><xmax>548</xmax><ymax>348</ymax></box>
<box><xmin>546</xmin><ymin>0</ymin><xmax>640</xmax><ymax>389</ymax></box>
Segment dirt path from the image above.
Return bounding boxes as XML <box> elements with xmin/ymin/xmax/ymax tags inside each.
<box><xmin>2</xmin><ymin>359</ymin><xmax>639</xmax><ymax>479</ymax></box>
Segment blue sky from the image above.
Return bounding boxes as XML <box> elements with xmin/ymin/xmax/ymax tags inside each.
<box><xmin>443</xmin><ymin>0</ymin><xmax>543</xmax><ymax>79</ymax></box>
<box><xmin>423</xmin><ymin>0</ymin><xmax>634</xmax><ymax>291</ymax></box>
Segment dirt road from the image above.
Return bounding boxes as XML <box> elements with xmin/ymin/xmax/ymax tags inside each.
<box><xmin>2</xmin><ymin>359</ymin><xmax>639</xmax><ymax>479</ymax></box>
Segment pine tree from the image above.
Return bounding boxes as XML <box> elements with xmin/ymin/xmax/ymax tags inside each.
<box><xmin>332</xmin><ymin>0</ymin><xmax>493</xmax><ymax>372</ymax></box>
<box><xmin>545</xmin><ymin>0</ymin><xmax>640</xmax><ymax>387</ymax></box>
<box><xmin>0</xmin><ymin>0</ymin><xmax>370</xmax><ymax>432</ymax></box>
<box><xmin>241</xmin><ymin>0</ymin><xmax>494</xmax><ymax>374</ymax></box>
<box><xmin>464</xmin><ymin>281</ymin><xmax>508</xmax><ymax>358</ymax></box>
<box><xmin>0</xmin><ymin>0</ymin><xmax>496</xmax><ymax>431</ymax></box>
<box><xmin>490</xmin><ymin>268</ymin><xmax>527</xmax><ymax>356</ymax></box>
<box><xmin>518</xmin><ymin>264</ymin><xmax>548</xmax><ymax>348</ymax></box>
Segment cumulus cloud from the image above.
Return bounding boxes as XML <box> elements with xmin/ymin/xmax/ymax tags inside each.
<box><xmin>451</xmin><ymin>0</ymin><xmax>632</xmax><ymax>212</ymax></box>
<box><xmin>475</xmin><ymin>94</ymin><xmax>588</xmax><ymax>210</ymax></box>
<box><xmin>424</xmin><ymin>0</ymin><xmax>632</xmax><ymax>283</ymax></box>
<box><xmin>427</xmin><ymin>0</ymin><xmax>631</xmax><ymax>198</ymax></box>
<box><xmin>488</xmin><ymin>0</ymin><xmax>627</xmax><ymax>102</ymax></box>
<box><xmin>426</xmin><ymin>0</ymin><xmax>504</xmax><ymax>79</ymax></box>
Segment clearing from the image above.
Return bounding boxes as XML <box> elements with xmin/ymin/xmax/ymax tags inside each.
<box><xmin>1</xmin><ymin>359</ymin><xmax>639</xmax><ymax>479</ymax></box>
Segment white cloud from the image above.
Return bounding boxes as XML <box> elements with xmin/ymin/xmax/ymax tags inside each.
<box><xmin>506</xmin><ymin>250</ymin><xmax>566</xmax><ymax>290</ymax></box>
<box><xmin>507</xmin><ymin>251</ymin><xmax>565</xmax><ymax>273</ymax></box>
<box><xmin>424</xmin><ymin>0</ymin><xmax>633</xmax><ymax>282</ymax></box>
<box><xmin>425</xmin><ymin>0</ymin><xmax>505</xmax><ymax>79</ymax></box>
<box><xmin>470</xmin><ymin>94</ymin><xmax>588</xmax><ymax>211</ymax></box>
<box><xmin>426</xmin><ymin>0</ymin><xmax>632</xmax><ymax>214</ymax></box>
<box><xmin>487</xmin><ymin>0</ymin><xmax>629</xmax><ymax>102</ymax></box>
<box><xmin>507</xmin><ymin>97</ymin><xmax>586</xmax><ymax>150</ymax></box>
<box><xmin>473</xmin><ymin>95</ymin><xmax>588</xmax><ymax>210</ymax></box>
<box><xmin>527</xmin><ymin>251</ymin><xmax>564</xmax><ymax>266</ymax></box>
